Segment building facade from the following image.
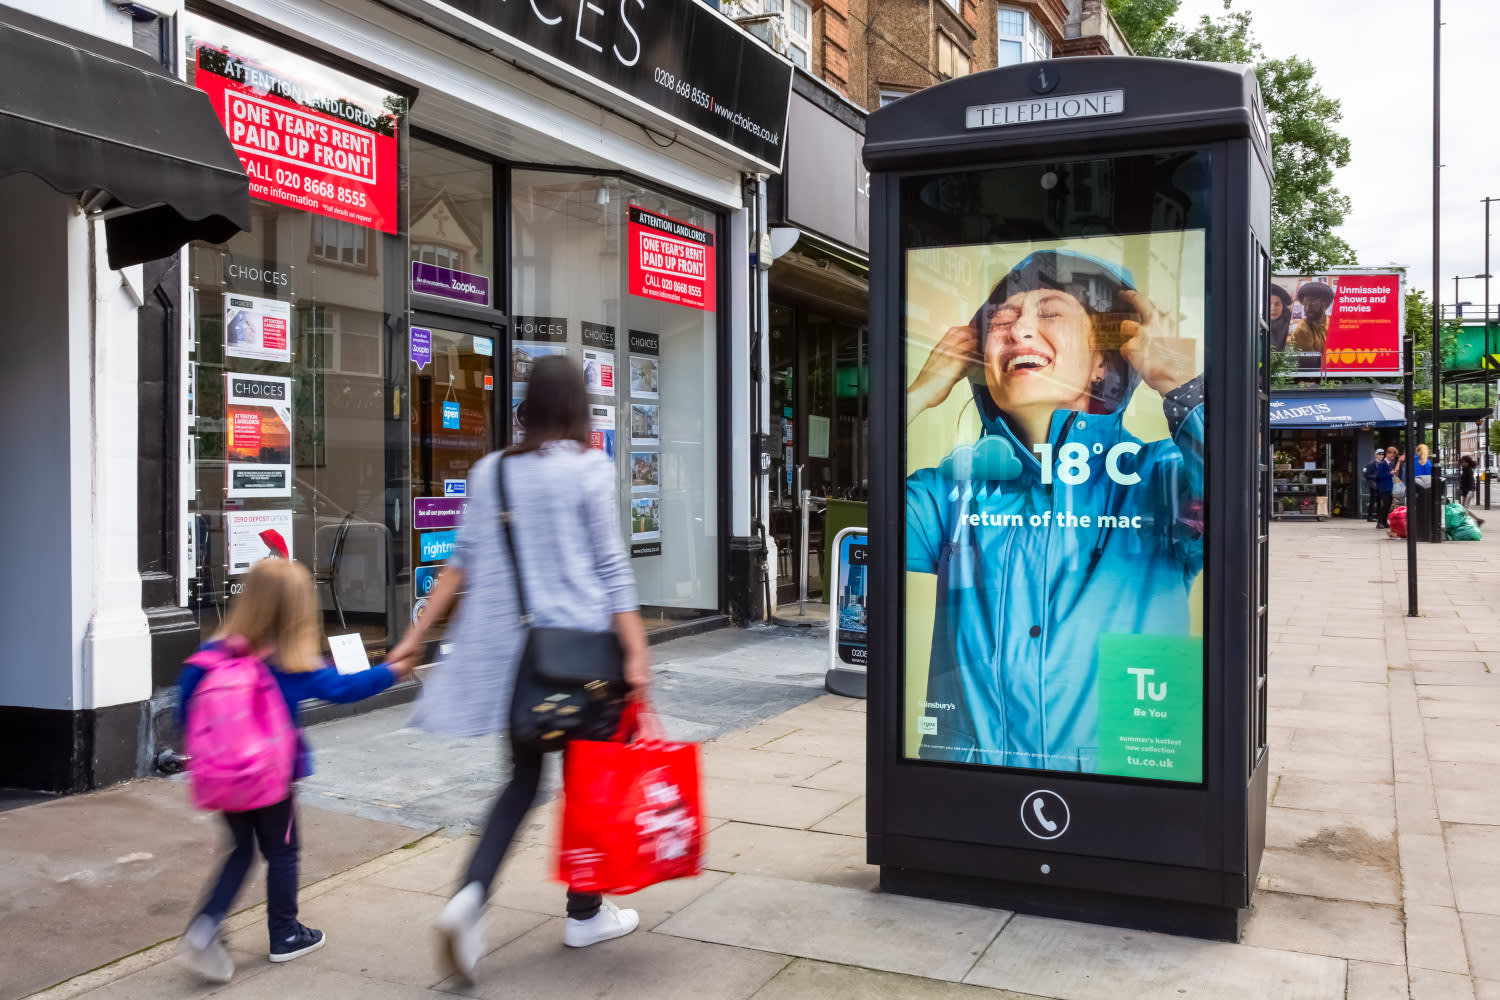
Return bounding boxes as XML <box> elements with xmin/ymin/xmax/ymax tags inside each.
<box><xmin>2</xmin><ymin>0</ymin><xmax>794</xmax><ymax>794</ymax></box>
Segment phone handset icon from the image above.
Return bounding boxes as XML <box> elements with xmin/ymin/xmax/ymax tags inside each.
<box><xmin>1032</xmin><ymin>797</ymin><xmax>1059</xmax><ymax>833</ymax></box>
<box><xmin>1020</xmin><ymin>790</ymin><xmax>1070</xmax><ymax>840</ymax></box>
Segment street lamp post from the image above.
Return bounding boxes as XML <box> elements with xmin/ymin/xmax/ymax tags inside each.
<box><xmin>1431</xmin><ymin>0</ymin><xmax>1442</xmax><ymax>546</ymax></box>
<box><xmin>1484</xmin><ymin>195</ymin><xmax>1496</xmax><ymax>509</ymax></box>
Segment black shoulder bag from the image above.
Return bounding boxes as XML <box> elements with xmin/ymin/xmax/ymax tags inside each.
<box><xmin>498</xmin><ymin>454</ymin><xmax>627</xmax><ymax>753</ymax></box>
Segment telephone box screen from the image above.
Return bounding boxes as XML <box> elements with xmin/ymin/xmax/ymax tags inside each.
<box><xmin>901</xmin><ymin>151</ymin><xmax>1211</xmax><ymax>783</ymax></box>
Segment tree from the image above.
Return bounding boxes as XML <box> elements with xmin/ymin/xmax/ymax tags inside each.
<box><xmin>1108</xmin><ymin>1</ymin><xmax>1357</xmax><ymax>272</ymax></box>
<box><xmin>1489</xmin><ymin>421</ymin><xmax>1500</xmax><ymax>456</ymax></box>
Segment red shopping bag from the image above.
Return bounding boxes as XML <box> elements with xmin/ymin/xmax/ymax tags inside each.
<box><xmin>1389</xmin><ymin>505</ymin><xmax>1408</xmax><ymax>538</ymax></box>
<box><xmin>557</xmin><ymin>701</ymin><xmax>704</xmax><ymax>894</ymax></box>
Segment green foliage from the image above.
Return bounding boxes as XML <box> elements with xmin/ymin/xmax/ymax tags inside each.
<box><xmin>1108</xmin><ymin>0</ymin><xmax>1357</xmax><ymax>272</ymax></box>
<box><xmin>1490</xmin><ymin>421</ymin><xmax>1500</xmax><ymax>455</ymax></box>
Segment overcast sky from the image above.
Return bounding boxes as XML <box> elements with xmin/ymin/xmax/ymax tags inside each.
<box><xmin>1173</xmin><ymin>0</ymin><xmax>1500</xmax><ymax>312</ymax></box>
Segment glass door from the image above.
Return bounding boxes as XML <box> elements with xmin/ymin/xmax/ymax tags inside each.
<box><xmin>409</xmin><ymin>318</ymin><xmax>501</xmax><ymax>645</ymax></box>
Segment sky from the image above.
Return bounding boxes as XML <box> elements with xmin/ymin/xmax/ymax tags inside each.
<box><xmin>1172</xmin><ymin>0</ymin><xmax>1500</xmax><ymax>313</ymax></box>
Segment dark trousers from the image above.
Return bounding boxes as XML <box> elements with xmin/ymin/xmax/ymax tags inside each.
<box><xmin>463</xmin><ymin>740</ymin><xmax>601</xmax><ymax>921</ymax></box>
<box><xmin>1366</xmin><ymin>485</ymin><xmax>1379</xmax><ymax>520</ymax></box>
<box><xmin>1375</xmin><ymin>492</ymin><xmax>1393</xmax><ymax>527</ymax></box>
<box><xmin>199</xmin><ymin>795</ymin><xmax>299</xmax><ymax>944</ymax></box>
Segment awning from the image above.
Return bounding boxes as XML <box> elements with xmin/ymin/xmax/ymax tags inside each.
<box><xmin>0</xmin><ymin>5</ymin><xmax>250</xmax><ymax>269</ymax></box>
<box><xmin>1270</xmin><ymin>393</ymin><xmax>1407</xmax><ymax>428</ymax></box>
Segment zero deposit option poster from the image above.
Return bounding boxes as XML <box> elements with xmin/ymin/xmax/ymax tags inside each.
<box><xmin>188</xmin><ymin>15</ymin><xmax>402</xmax><ymax>234</ymax></box>
<box><xmin>901</xmin><ymin>154</ymin><xmax>1211</xmax><ymax>784</ymax></box>
<box><xmin>628</xmin><ymin>206</ymin><xmax>715</xmax><ymax>311</ymax></box>
<box><xmin>226</xmin><ymin>509</ymin><xmax>294</xmax><ymax>575</ymax></box>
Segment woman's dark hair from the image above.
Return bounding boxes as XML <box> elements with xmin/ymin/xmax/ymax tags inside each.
<box><xmin>1268</xmin><ymin>284</ymin><xmax>1293</xmax><ymax>350</ymax></box>
<box><xmin>508</xmin><ymin>354</ymin><xmax>589</xmax><ymax>454</ymax></box>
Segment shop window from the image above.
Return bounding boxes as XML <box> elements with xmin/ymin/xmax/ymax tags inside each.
<box><xmin>937</xmin><ymin>32</ymin><xmax>970</xmax><ymax>80</ymax></box>
<box><xmin>511</xmin><ymin>171</ymin><xmax>721</xmax><ymax>621</ymax></box>
<box><xmin>410</xmin><ymin>138</ymin><xmax>496</xmax><ymax>308</ymax></box>
<box><xmin>183</xmin><ymin>13</ymin><xmax>410</xmax><ymax>658</ymax></box>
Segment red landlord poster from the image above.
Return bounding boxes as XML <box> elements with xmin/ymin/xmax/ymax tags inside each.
<box><xmin>191</xmin><ymin>37</ymin><xmax>400</xmax><ymax>234</ymax></box>
<box><xmin>628</xmin><ymin>206</ymin><xmax>716</xmax><ymax>311</ymax></box>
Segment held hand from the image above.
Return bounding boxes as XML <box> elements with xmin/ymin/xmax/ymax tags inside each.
<box><xmin>1118</xmin><ymin>290</ymin><xmax>1198</xmax><ymax>396</ymax></box>
<box><xmin>388</xmin><ymin>634</ymin><xmax>422</xmax><ymax>672</ymax></box>
<box><xmin>907</xmin><ymin>325</ymin><xmax>979</xmax><ymax>420</ymax></box>
<box><xmin>624</xmin><ymin>647</ymin><xmax>652</xmax><ymax>694</ymax></box>
<box><xmin>387</xmin><ymin>654</ymin><xmax>416</xmax><ymax>682</ymax></box>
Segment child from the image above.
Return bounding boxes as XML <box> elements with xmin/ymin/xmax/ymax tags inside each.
<box><xmin>176</xmin><ymin>558</ymin><xmax>414</xmax><ymax>982</ymax></box>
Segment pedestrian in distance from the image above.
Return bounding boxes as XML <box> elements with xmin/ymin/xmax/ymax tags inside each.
<box><xmin>1412</xmin><ymin>443</ymin><xmax>1434</xmax><ymax>542</ymax></box>
<box><xmin>1460</xmin><ymin>455</ymin><xmax>1477</xmax><ymax>506</ymax></box>
<box><xmin>395</xmin><ymin>354</ymin><xmax>652</xmax><ymax>985</ymax></box>
<box><xmin>1363</xmin><ymin>450</ymin><xmax>1383</xmax><ymax>522</ymax></box>
<box><xmin>177</xmin><ymin>558</ymin><xmax>415</xmax><ymax>983</ymax></box>
<box><xmin>1374</xmin><ymin>448</ymin><xmax>1394</xmax><ymax>530</ymax></box>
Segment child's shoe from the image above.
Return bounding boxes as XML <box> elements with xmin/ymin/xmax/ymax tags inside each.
<box><xmin>269</xmin><ymin>923</ymin><xmax>325</xmax><ymax>963</ymax></box>
<box><xmin>179</xmin><ymin>914</ymin><xmax>234</xmax><ymax>983</ymax></box>
<box><xmin>435</xmin><ymin>882</ymin><xmax>485</xmax><ymax>984</ymax></box>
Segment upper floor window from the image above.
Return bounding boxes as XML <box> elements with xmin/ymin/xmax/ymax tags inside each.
<box><xmin>311</xmin><ymin>217</ymin><xmax>370</xmax><ymax>269</ymax></box>
<box><xmin>940</xmin><ymin>0</ymin><xmax>960</xmax><ymax>11</ymax></box>
<box><xmin>997</xmin><ymin>6</ymin><xmax>1051</xmax><ymax>67</ymax></box>
<box><xmin>880</xmin><ymin>89</ymin><xmax>912</xmax><ymax>107</ymax></box>
<box><xmin>936</xmin><ymin>31</ymin><xmax>970</xmax><ymax>80</ymax></box>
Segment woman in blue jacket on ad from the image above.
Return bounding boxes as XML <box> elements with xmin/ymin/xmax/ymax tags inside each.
<box><xmin>905</xmin><ymin>249</ymin><xmax>1204</xmax><ymax>776</ymax></box>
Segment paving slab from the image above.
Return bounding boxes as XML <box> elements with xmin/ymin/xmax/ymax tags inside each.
<box><xmin>656</xmin><ymin>874</ymin><xmax>1010</xmax><ymax>982</ymax></box>
<box><xmin>1256</xmin><ymin>846</ymin><xmax>1401</xmax><ymax>905</ymax></box>
<box><xmin>1241</xmin><ymin>892</ymin><xmax>1404</xmax><ymax>964</ymax></box>
<box><xmin>749</xmin><ymin>958</ymin><xmax>1042</xmax><ymax>1000</ymax></box>
<box><xmin>1444</xmin><ymin>824</ymin><xmax>1500</xmax><ymax>916</ymax></box>
<box><xmin>811</xmin><ymin>797</ymin><xmax>865</xmax><ymax>837</ymax></box>
<box><xmin>795</xmin><ymin>759</ymin><xmax>866</xmax><ymax>796</ymax></box>
<box><xmin>1407</xmin><ymin>967</ymin><xmax>1478</xmax><ymax>1000</ymax></box>
<box><xmin>703</xmin><ymin>776</ymin><xmax>855</xmax><ymax>830</ymax></box>
<box><xmin>1462</xmin><ymin>911</ymin><xmax>1500</xmax><ymax>981</ymax></box>
<box><xmin>705</xmin><ymin>821</ymin><xmax>874</xmax><ymax>890</ymax></box>
<box><xmin>965</xmin><ymin>914</ymin><xmax>1346</xmax><ymax>1000</ymax></box>
<box><xmin>1347</xmin><ymin>961</ymin><xmax>1411</xmax><ymax>1000</ymax></box>
<box><xmin>1272</xmin><ymin>776</ymin><xmax>1395</xmax><ymax>815</ymax></box>
<box><xmin>213</xmin><ymin>966</ymin><xmax>450</xmax><ymax>999</ymax></box>
<box><xmin>1405</xmin><ymin>904</ymin><xmax>1471</xmax><ymax>975</ymax></box>
<box><xmin>0</xmin><ymin>780</ymin><xmax>423</xmax><ymax>1000</ymax></box>
<box><xmin>458</xmin><ymin>916</ymin><xmax>790</xmax><ymax>1000</ymax></box>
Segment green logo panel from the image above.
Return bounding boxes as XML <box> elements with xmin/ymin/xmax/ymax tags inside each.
<box><xmin>1096</xmin><ymin>634</ymin><xmax>1204</xmax><ymax>783</ymax></box>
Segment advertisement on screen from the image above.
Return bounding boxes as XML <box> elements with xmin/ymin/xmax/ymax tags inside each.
<box><xmin>1269</xmin><ymin>272</ymin><xmax>1402</xmax><ymax>376</ymax></box>
<box><xmin>904</xmin><ymin>233</ymin><xmax>1206</xmax><ymax>783</ymax></box>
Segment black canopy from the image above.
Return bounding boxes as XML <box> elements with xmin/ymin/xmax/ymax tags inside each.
<box><xmin>0</xmin><ymin>4</ymin><xmax>250</xmax><ymax>268</ymax></box>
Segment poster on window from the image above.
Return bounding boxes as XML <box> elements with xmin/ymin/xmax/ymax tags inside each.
<box><xmin>188</xmin><ymin>15</ymin><xmax>402</xmax><ymax>234</ymax></box>
<box><xmin>627</xmin><ymin>206</ymin><xmax>715</xmax><ymax>311</ymax></box>
<box><xmin>588</xmin><ymin>403</ymin><xmax>616</xmax><ymax>458</ymax></box>
<box><xmin>630</xmin><ymin>496</ymin><xmax>662</xmax><ymax>557</ymax></box>
<box><xmin>630</xmin><ymin>404</ymin><xmax>660</xmax><ymax>446</ymax></box>
<box><xmin>903</xmin><ymin>223</ymin><xmax>1206</xmax><ymax>783</ymax></box>
<box><xmin>226</xmin><ymin>509</ymin><xmax>293</xmax><ymax>575</ymax></box>
<box><xmin>224</xmin><ymin>293</ymin><xmax>291</xmax><ymax>363</ymax></box>
<box><xmin>631</xmin><ymin>452</ymin><xmax>660</xmax><ymax>493</ymax></box>
<box><xmin>583</xmin><ymin>350</ymin><xmax>615</xmax><ymax>396</ymax></box>
<box><xmin>226</xmin><ymin>373</ymin><xmax>293</xmax><ymax>497</ymax></box>
<box><xmin>629</xmin><ymin>355</ymin><xmax>660</xmax><ymax>399</ymax></box>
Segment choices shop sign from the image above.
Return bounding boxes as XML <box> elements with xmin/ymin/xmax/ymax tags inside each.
<box><xmin>427</xmin><ymin>0</ymin><xmax>792</xmax><ymax>169</ymax></box>
<box><xmin>1270</xmin><ymin>272</ymin><xmax>1403</xmax><ymax>376</ymax></box>
<box><xmin>188</xmin><ymin>15</ymin><xmax>403</xmax><ymax>234</ymax></box>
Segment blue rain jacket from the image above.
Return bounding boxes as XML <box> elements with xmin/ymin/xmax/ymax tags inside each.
<box><xmin>907</xmin><ymin>384</ymin><xmax>1204</xmax><ymax>772</ymax></box>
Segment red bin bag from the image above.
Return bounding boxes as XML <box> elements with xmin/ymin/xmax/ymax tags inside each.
<box><xmin>557</xmin><ymin>702</ymin><xmax>704</xmax><ymax>894</ymax></box>
<box><xmin>1389</xmin><ymin>505</ymin><xmax>1407</xmax><ymax>538</ymax></box>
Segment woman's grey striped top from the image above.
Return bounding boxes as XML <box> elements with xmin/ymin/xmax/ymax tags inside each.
<box><xmin>409</xmin><ymin>442</ymin><xmax>638</xmax><ymax>738</ymax></box>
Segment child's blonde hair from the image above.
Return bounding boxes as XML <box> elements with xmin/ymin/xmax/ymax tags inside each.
<box><xmin>214</xmin><ymin>558</ymin><xmax>323</xmax><ymax>673</ymax></box>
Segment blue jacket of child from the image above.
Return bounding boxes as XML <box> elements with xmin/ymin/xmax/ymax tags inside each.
<box><xmin>178</xmin><ymin>639</ymin><xmax>396</xmax><ymax>780</ymax></box>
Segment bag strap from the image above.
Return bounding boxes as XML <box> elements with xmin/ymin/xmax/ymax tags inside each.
<box><xmin>495</xmin><ymin>455</ymin><xmax>532</xmax><ymax>626</ymax></box>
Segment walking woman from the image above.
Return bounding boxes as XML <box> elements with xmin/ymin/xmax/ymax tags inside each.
<box><xmin>1412</xmin><ymin>442</ymin><xmax>1433</xmax><ymax>542</ymax></box>
<box><xmin>391</xmin><ymin>355</ymin><xmax>651</xmax><ymax>984</ymax></box>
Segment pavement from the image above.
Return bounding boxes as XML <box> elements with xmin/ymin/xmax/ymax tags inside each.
<box><xmin>12</xmin><ymin>520</ymin><xmax>1500</xmax><ymax>999</ymax></box>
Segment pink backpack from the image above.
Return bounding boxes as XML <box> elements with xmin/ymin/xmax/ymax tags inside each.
<box><xmin>184</xmin><ymin>638</ymin><xmax>296</xmax><ymax>812</ymax></box>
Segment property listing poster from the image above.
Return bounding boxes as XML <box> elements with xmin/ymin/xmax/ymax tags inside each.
<box><xmin>581</xmin><ymin>322</ymin><xmax>617</xmax><ymax>396</ymax></box>
<box><xmin>628</xmin><ymin>330</ymin><xmax>662</xmax><ymax>557</ymax></box>
<box><xmin>903</xmin><ymin>231</ymin><xmax>1207</xmax><ymax>783</ymax></box>
<box><xmin>225</xmin><ymin>509</ymin><xmax>294</xmax><ymax>574</ymax></box>
<box><xmin>224</xmin><ymin>292</ymin><xmax>291</xmax><ymax>363</ymax></box>
<box><xmin>188</xmin><ymin>15</ymin><xmax>402</xmax><ymax>234</ymax></box>
<box><xmin>226</xmin><ymin>373</ymin><xmax>293</xmax><ymax>497</ymax></box>
<box><xmin>510</xmin><ymin>317</ymin><xmax>567</xmax><ymax>444</ymax></box>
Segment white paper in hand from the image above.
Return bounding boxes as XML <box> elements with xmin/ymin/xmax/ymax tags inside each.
<box><xmin>328</xmin><ymin>633</ymin><xmax>371</xmax><ymax>674</ymax></box>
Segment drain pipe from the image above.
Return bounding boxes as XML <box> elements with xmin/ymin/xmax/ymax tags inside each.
<box><xmin>746</xmin><ymin>173</ymin><xmax>776</xmax><ymax>621</ymax></box>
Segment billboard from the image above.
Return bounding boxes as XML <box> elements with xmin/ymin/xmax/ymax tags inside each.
<box><xmin>1270</xmin><ymin>272</ymin><xmax>1403</xmax><ymax>376</ymax></box>
<box><xmin>901</xmin><ymin>153</ymin><xmax>1210</xmax><ymax>784</ymax></box>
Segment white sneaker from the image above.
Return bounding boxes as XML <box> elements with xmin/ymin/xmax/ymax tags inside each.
<box><xmin>178</xmin><ymin>915</ymin><xmax>234</xmax><ymax>983</ymax></box>
<box><xmin>564</xmin><ymin>899</ymin><xmax>640</xmax><ymax>948</ymax></box>
<box><xmin>435</xmin><ymin>882</ymin><xmax>485</xmax><ymax>984</ymax></box>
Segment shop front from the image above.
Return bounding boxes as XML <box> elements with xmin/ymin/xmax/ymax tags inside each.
<box><xmin>1270</xmin><ymin>390</ymin><xmax>1407</xmax><ymax>520</ymax></box>
<box><xmin>764</xmin><ymin>74</ymin><xmax>870</xmax><ymax>606</ymax></box>
<box><xmin>178</xmin><ymin>0</ymin><xmax>792</xmax><ymax>668</ymax></box>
